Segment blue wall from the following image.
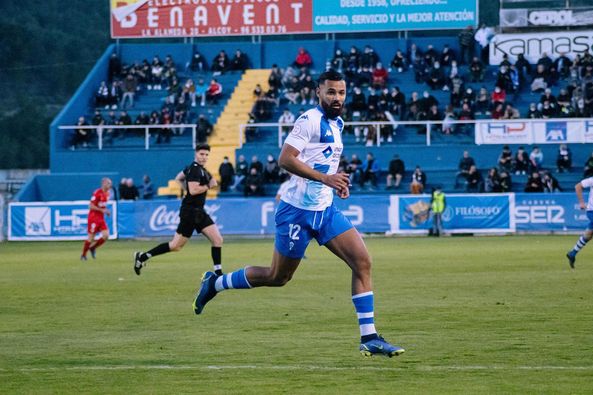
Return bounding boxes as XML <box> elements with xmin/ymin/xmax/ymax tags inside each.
<box><xmin>16</xmin><ymin>173</ymin><xmax>120</xmax><ymax>202</ymax></box>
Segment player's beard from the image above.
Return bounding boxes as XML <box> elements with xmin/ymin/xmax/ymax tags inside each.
<box><xmin>321</xmin><ymin>100</ymin><xmax>343</xmax><ymax>119</ymax></box>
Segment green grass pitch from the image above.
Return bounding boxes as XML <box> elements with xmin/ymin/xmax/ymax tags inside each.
<box><xmin>1</xmin><ymin>235</ymin><xmax>592</xmax><ymax>394</ymax></box>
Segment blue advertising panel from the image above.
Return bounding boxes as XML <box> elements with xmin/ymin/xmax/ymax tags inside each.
<box><xmin>117</xmin><ymin>196</ymin><xmax>392</xmax><ymax>238</ymax></box>
<box><xmin>514</xmin><ymin>193</ymin><xmax>586</xmax><ymax>232</ymax></box>
<box><xmin>312</xmin><ymin>0</ymin><xmax>477</xmax><ymax>32</ymax></box>
<box><xmin>8</xmin><ymin>201</ymin><xmax>117</xmax><ymax>241</ymax></box>
<box><xmin>390</xmin><ymin>194</ymin><xmax>515</xmax><ymax>234</ymax></box>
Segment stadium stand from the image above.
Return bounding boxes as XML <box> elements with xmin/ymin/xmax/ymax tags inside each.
<box><xmin>16</xmin><ymin>36</ymin><xmax>592</xmax><ymax>202</ymax></box>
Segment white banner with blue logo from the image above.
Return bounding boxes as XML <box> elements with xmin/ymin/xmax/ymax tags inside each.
<box><xmin>8</xmin><ymin>201</ymin><xmax>118</xmax><ymax>241</ymax></box>
<box><xmin>475</xmin><ymin>119</ymin><xmax>593</xmax><ymax>145</ymax></box>
<box><xmin>390</xmin><ymin>194</ymin><xmax>515</xmax><ymax>234</ymax></box>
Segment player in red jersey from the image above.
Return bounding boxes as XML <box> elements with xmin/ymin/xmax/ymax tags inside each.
<box><xmin>81</xmin><ymin>177</ymin><xmax>113</xmax><ymax>261</ymax></box>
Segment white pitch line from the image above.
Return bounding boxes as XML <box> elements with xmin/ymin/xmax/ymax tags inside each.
<box><xmin>2</xmin><ymin>365</ymin><xmax>593</xmax><ymax>373</ymax></box>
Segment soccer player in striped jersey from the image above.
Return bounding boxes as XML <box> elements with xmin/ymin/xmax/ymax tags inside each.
<box><xmin>566</xmin><ymin>176</ymin><xmax>593</xmax><ymax>268</ymax></box>
<box><xmin>193</xmin><ymin>70</ymin><xmax>404</xmax><ymax>357</ymax></box>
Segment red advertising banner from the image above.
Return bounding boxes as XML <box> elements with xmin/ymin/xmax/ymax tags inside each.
<box><xmin>110</xmin><ymin>0</ymin><xmax>313</xmax><ymax>38</ymax></box>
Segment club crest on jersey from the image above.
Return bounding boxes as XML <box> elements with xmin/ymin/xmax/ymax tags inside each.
<box><xmin>322</xmin><ymin>146</ymin><xmax>333</xmax><ymax>158</ymax></box>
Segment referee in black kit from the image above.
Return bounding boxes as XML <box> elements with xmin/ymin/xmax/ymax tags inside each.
<box><xmin>134</xmin><ymin>143</ymin><xmax>224</xmax><ymax>276</ymax></box>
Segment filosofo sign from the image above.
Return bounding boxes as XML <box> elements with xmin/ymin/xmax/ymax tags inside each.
<box><xmin>489</xmin><ymin>30</ymin><xmax>593</xmax><ymax>65</ymax></box>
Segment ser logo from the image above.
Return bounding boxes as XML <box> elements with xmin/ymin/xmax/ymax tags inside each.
<box><xmin>515</xmin><ymin>205</ymin><xmax>564</xmax><ymax>224</ymax></box>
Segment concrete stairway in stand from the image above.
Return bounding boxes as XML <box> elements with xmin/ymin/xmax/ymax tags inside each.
<box><xmin>206</xmin><ymin>69</ymin><xmax>271</xmax><ymax>198</ymax></box>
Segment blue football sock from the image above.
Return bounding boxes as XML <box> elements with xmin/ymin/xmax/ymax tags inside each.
<box><xmin>215</xmin><ymin>268</ymin><xmax>252</xmax><ymax>292</ymax></box>
<box><xmin>352</xmin><ymin>291</ymin><xmax>378</xmax><ymax>340</ymax></box>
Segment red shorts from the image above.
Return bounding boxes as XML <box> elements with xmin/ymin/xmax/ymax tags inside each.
<box><xmin>88</xmin><ymin>217</ymin><xmax>108</xmax><ymax>234</ymax></box>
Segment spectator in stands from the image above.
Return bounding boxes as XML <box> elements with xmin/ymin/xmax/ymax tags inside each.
<box><xmin>575</xmin><ymin>98</ymin><xmax>591</xmax><ymax>118</ymax></box>
<box><xmin>503</xmin><ymin>104</ymin><xmax>520</xmax><ymax>119</ymax></box>
<box><xmin>107</xmin><ymin>80</ymin><xmax>121</xmax><ymax>109</ymax></box>
<box><xmin>469</xmin><ymin>56</ymin><xmax>484</xmax><ymax>82</ymax></box>
<box><xmin>156</xmin><ymin>107</ymin><xmax>172</xmax><ymax>144</ymax></box>
<box><xmin>499</xmin><ymin>171</ymin><xmax>512</xmax><ymax>192</ymax></box>
<box><xmin>540</xmin><ymin>88</ymin><xmax>558</xmax><ymax>108</ymax></box>
<box><xmin>557</xmin><ymin>144</ymin><xmax>572</xmax><ymax>173</ymax></box>
<box><xmin>390</xmin><ymin>50</ymin><xmax>407</xmax><ymax>73</ymax></box>
<box><xmin>466</xmin><ymin>165</ymin><xmax>483</xmax><ymax>192</ymax></box>
<box><xmin>278</xmin><ymin>108</ymin><xmax>295</xmax><ymax>136</ymax></box>
<box><xmin>188</xmin><ymin>50</ymin><xmax>207</xmax><ymax>73</ymax></box>
<box><xmin>120</xmin><ymin>74</ymin><xmax>138</xmax><ymax>108</ymax></box>
<box><xmin>440</xmin><ymin>45</ymin><xmax>456</xmax><ymax>68</ymax></box>
<box><xmin>526</xmin><ymin>103</ymin><xmax>542</xmax><ymax>118</ymax></box>
<box><xmin>359</xmin><ymin>152</ymin><xmax>380</xmax><ymax>189</ymax></box>
<box><xmin>218</xmin><ymin>156</ymin><xmax>235</xmax><ymax>192</ymax></box>
<box><xmin>182</xmin><ymin>79</ymin><xmax>197</xmax><ymax>107</ymax></box>
<box><xmin>475</xmin><ymin>86</ymin><xmax>490</xmax><ymax>115</ymax></box>
<box><xmin>194</xmin><ymin>77</ymin><xmax>208</xmax><ymax>107</ymax></box>
<box><xmin>293</xmin><ymin>47</ymin><xmax>312</xmax><ymax>69</ymax></box>
<box><xmin>388</xmin><ymin>86</ymin><xmax>406</xmax><ymax>120</ymax></box>
<box><xmin>249</xmin><ymin>155</ymin><xmax>263</xmax><ymax>175</ymax></box>
<box><xmin>371</xmin><ymin>62</ymin><xmax>389</xmax><ymax>89</ymax></box>
<box><xmin>543</xmin><ymin>171</ymin><xmax>562</xmax><ymax>193</ymax></box>
<box><xmin>244</xmin><ymin>167</ymin><xmax>264</xmax><ymax>197</ymax></box>
<box><xmin>268</xmin><ymin>64</ymin><xmax>283</xmax><ymax>91</ymax></box>
<box><xmin>498</xmin><ymin>145</ymin><xmax>513</xmax><ymax>173</ymax></box>
<box><xmin>531</xmin><ymin>64</ymin><xmax>548</xmax><ymax>93</ymax></box>
<box><xmin>141</xmin><ymin>175</ymin><xmax>154</xmax><ymax>199</ymax></box>
<box><xmin>485</xmin><ymin>168</ymin><xmax>502</xmax><ymax>193</ymax></box>
<box><xmin>283</xmin><ymin>76</ymin><xmax>300</xmax><ymax>104</ymax></box>
<box><xmin>195</xmin><ymin>114</ymin><xmax>212</xmax><ymax>143</ymax></box>
<box><xmin>347</xmin><ymin>154</ymin><xmax>363</xmax><ymax>186</ymax></box>
<box><xmin>524</xmin><ymin>171</ymin><xmax>544</xmax><ymax>193</ymax></box>
<box><xmin>514</xmin><ymin>146</ymin><xmax>530</xmax><ymax>175</ymax></box>
<box><xmin>448</xmin><ymin>70</ymin><xmax>464</xmax><ymax>106</ymax></box>
<box><xmin>491</xmin><ymin>103</ymin><xmax>505</xmax><ymax>119</ymax></box>
<box><xmin>491</xmin><ymin>86</ymin><xmax>506</xmax><ymax>107</ymax></box>
<box><xmin>134</xmin><ymin>111</ymin><xmax>149</xmax><ymax>127</ymax></box>
<box><xmin>108</xmin><ymin>53</ymin><xmax>122</xmax><ymax>81</ymax></box>
<box><xmin>357</xmin><ymin>65</ymin><xmax>373</xmax><ymax>87</ymax></box>
<box><xmin>95</xmin><ymin>81</ymin><xmax>110</xmax><ymax>108</ymax></box>
<box><xmin>529</xmin><ymin>146</ymin><xmax>544</xmax><ymax>171</ymax></box>
<box><xmin>454</xmin><ymin>150</ymin><xmax>475</xmax><ymax>189</ymax></box>
<box><xmin>554</xmin><ymin>52</ymin><xmax>572</xmax><ymax>78</ymax></box>
<box><xmin>150</xmin><ymin>56</ymin><xmax>164</xmax><ymax>90</ymax></box>
<box><xmin>230</xmin><ymin>49</ymin><xmax>249</xmax><ymax>71</ymax></box>
<box><xmin>71</xmin><ymin>116</ymin><xmax>91</xmax><ymax>149</ymax></box>
<box><xmin>423</xmin><ymin>44</ymin><xmax>439</xmax><ymax>67</ymax></box>
<box><xmin>540</xmin><ymin>100</ymin><xmax>556</xmax><ymax>118</ymax></box>
<box><xmin>360</xmin><ymin>45</ymin><xmax>380</xmax><ymax>70</ymax></box>
<box><xmin>92</xmin><ymin>109</ymin><xmax>105</xmax><ymax>128</ymax></box>
<box><xmin>412</xmin><ymin>56</ymin><xmax>429</xmax><ymax>84</ymax></box>
<box><xmin>458</xmin><ymin>26</ymin><xmax>475</xmax><ymax>64</ymax></box>
<box><xmin>212</xmin><ymin>50</ymin><xmax>230</xmax><ymax>75</ymax></box>
<box><xmin>116</xmin><ymin>110</ymin><xmax>132</xmax><ymax>138</ymax></box>
<box><xmin>230</xmin><ymin>155</ymin><xmax>249</xmax><ymax>191</ymax></box>
<box><xmin>263</xmin><ymin>154</ymin><xmax>280</xmax><ymax>184</ymax></box>
<box><xmin>166</xmin><ymin>76</ymin><xmax>180</xmax><ymax>105</ymax></box>
<box><xmin>206</xmin><ymin>78</ymin><xmax>222</xmax><ymax>104</ymax></box>
<box><xmin>330</xmin><ymin>48</ymin><xmax>347</xmax><ymax>72</ymax></box>
<box><xmin>583</xmin><ymin>153</ymin><xmax>593</xmax><ymax>178</ymax></box>
<box><xmin>407</xmin><ymin>43</ymin><xmax>422</xmax><ymax>66</ymax></box>
<box><xmin>386</xmin><ymin>154</ymin><xmax>405</xmax><ymax>190</ymax></box>
<box><xmin>410</xmin><ymin>166</ymin><xmax>426</xmax><ymax>194</ymax></box>
<box><xmin>299</xmin><ymin>74</ymin><xmax>316</xmax><ymax>105</ymax></box>
<box><xmin>427</xmin><ymin>104</ymin><xmax>442</xmax><ymax>133</ymax></box>
<box><xmin>345</xmin><ymin>45</ymin><xmax>361</xmax><ymax>79</ymax></box>
<box><xmin>120</xmin><ymin>178</ymin><xmax>139</xmax><ymax>200</ymax></box>
<box><xmin>515</xmin><ymin>53</ymin><xmax>531</xmax><ymax>86</ymax></box>
<box><xmin>457</xmin><ymin>102</ymin><xmax>474</xmax><ymax>134</ymax></box>
<box><xmin>427</xmin><ymin>61</ymin><xmax>445</xmax><ymax>90</ymax></box>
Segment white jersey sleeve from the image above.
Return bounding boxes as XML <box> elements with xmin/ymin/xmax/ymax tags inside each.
<box><xmin>580</xmin><ymin>177</ymin><xmax>593</xmax><ymax>211</ymax></box>
<box><xmin>284</xmin><ymin>116</ymin><xmax>312</xmax><ymax>152</ymax></box>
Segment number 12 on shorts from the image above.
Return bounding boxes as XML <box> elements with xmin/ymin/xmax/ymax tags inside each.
<box><xmin>288</xmin><ymin>224</ymin><xmax>301</xmax><ymax>240</ymax></box>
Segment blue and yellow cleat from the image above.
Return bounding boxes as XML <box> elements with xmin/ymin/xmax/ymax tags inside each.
<box><xmin>360</xmin><ymin>336</ymin><xmax>405</xmax><ymax>358</ymax></box>
<box><xmin>566</xmin><ymin>252</ymin><xmax>576</xmax><ymax>269</ymax></box>
<box><xmin>193</xmin><ymin>271</ymin><xmax>218</xmax><ymax>315</ymax></box>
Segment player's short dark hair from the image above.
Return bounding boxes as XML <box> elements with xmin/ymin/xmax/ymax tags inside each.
<box><xmin>195</xmin><ymin>143</ymin><xmax>211</xmax><ymax>152</ymax></box>
<box><xmin>318</xmin><ymin>69</ymin><xmax>344</xmax><ymax>85</ymax></box>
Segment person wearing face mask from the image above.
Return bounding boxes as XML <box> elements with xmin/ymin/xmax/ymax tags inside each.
<box><xmin>264</xmin><ymin>154</ymin><xmax>280</xmax><ymax>184</ymax></box>
<box><xmin>427</xmin><ymin>61</ymin><xmax>445</xmax><ymax>90</ymax></box>
<box><xmin>219</xmin><ymin>156</ymin><xmax>235</xmax><ymax>192</ymax></box>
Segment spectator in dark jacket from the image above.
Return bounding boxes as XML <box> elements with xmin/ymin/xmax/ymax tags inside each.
<box><xmin>219</xmin><ymin>156</ymin><xmax>235</xmax><ymax>192</ymax></box>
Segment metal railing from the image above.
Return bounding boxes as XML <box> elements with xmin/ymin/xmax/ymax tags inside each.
<box><xmin>58</xmin><ymin>124</ymin><xmax>198</xmax><ymax>150</ymax></box>
<box><xmin>239</xmin><ymin>117</ymin><xmax>593</xmax><ymax>148</ymax></box>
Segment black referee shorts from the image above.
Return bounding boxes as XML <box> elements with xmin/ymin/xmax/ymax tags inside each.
<box><xmin>177</xmin><ymin>208</ymin><xmax>215</xmax><ymax>238</ymax></box>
